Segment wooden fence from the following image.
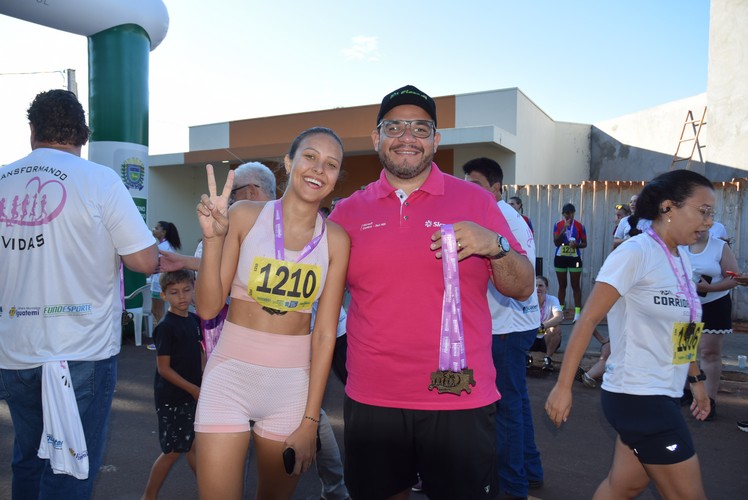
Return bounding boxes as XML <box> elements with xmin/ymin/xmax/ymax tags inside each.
<box><xmin>505</xmin><ymin>179</ymin><xmax>748</xmax><ymax>321</ymax></box>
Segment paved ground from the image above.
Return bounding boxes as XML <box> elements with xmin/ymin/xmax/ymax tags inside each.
<box><xmin>2</xmin><ymin>326</ymin><xmax>748</xmax><ymax>499</ymax></box>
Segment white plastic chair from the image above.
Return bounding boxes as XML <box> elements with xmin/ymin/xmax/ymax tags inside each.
<box><xmin>124</xmin><ymin>284</ymin><xmax>153</xmax><ymax>346</ymax></box>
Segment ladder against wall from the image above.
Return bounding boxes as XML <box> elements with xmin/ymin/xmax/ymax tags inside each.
<box><xmin>670</xmin><ymin>107</ymin><xmax>707</xmax><ymax>170</ymax></box>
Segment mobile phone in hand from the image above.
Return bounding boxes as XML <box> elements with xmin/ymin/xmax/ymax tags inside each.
<box><xmin>697</xmin><ymin>275</ymin><xmax>712</xmax><ymax>297</ymax></box>
<box><xmin>282</xmin><ymin>447</ymin><xmax>295</xmax><ymax>475</ymax></box>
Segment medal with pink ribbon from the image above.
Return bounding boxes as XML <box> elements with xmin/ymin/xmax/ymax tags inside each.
<box><xmin>647</xmin><ymin>228</ymin><xmax>704</xmax><ymax>362</ymax></box>
<box><xmin>647</xmin><ymin>228</ymin><xmax>701</xmax><ymax>322</ymax></box>
<box><xmin>273</xmin><ymin>200</ymin><xmax>325</xmax><ymax>262</ymax></box>
<box><xmin>428</xmin><ymin>224</ymin><xmax>476</xmax><ymax>395</ymax></box>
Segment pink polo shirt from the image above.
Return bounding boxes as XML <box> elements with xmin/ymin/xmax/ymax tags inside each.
<box><xmin>329</xmin><ymin>164</ymin><xmax>525</xmax><ymax>410</ymax></box>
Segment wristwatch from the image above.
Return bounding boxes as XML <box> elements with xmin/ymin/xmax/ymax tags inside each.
<box><xmin>490</xmin><ymin>233</ymin><xmax>511</xmax><ymax>259</ymax></box>
<box><xmin>687</xmin><ymin>369</ymin><xmax>707</xmax><ymax>384</ymax></box>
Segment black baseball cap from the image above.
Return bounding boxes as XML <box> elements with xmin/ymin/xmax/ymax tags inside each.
<box><xmin>376</xmin><ymin>85</ymin><xmax>437</xmax><ymax>127</ymax></box>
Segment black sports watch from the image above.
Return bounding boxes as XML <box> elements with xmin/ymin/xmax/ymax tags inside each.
<box><xmin>490</xmin><ymin>233</ymin><xmax>511</xmax><ymax>259</ymax></box>
<box><xmin>687</xmin><ymin>369</ymin><xmax>707</xmax><ymax>384</ymax></box>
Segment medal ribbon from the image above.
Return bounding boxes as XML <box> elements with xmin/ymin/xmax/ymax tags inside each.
<box><xmin>564</xmin><ymin>222</ymin><xmax>574</xmax><ymax>242</ymax></box>
<box><xmin>119</xmin><ymin>262</ymin><xmax>125</xmax><ymax>310</ymax></box>
<box><xmin>273</xmin><ymin>200</ymin><xmax>325</xmax><ymax>262</ymax></box>
<box><xmin>439</xmin><ymin>225</ymin><xmax>467</xmax><ymax>372</ymax></box>
<box><xmin>539</xmin><ymin>295</ymin><xmax>549</xmax><ymax>324</ymax></box>
<box><xmin>647</xmin><ymin>228</ymin><xmax>701</xmax><ymax>322</ymax></box>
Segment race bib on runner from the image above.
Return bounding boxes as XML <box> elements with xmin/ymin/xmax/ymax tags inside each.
<box><xmin>559</xmin><ymin>244</ymin><xmax>576</xmax><ymax>257</ymax></box>
<box><xmin>247</xmin><ymin>256</ymin><xmax>321</xmax><ymax>312</ymax></box>
<box><xmin>672</xmin><ymin>321</ymin><xmax>703</xmax><ymax>365</ymax></box>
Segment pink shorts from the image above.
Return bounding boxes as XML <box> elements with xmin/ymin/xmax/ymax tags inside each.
<box><xmin>195</xmin><ymin>321</ymin><xmax>311</xmax><ymax>441</ymax></box>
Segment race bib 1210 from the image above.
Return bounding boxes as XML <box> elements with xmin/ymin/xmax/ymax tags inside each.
<box><xmin>247</xmin><ymin>256</ymin><xmax>321</xmax><ymax>312</ymax></box>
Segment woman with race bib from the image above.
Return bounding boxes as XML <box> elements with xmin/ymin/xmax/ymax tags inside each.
<box><xmin>552</xmin><ymin>203</ymin><xmax>587</xmax><ymax>322</ymax></box>
<box><xmin>192</xmin><ymin>127</ymin><xmax>350</xmax><ymax>499</ymax></box>
<box><xmin>546</xmin><ymin>169</ymin><xmax>714</xmax><ymax>500</ymax></box>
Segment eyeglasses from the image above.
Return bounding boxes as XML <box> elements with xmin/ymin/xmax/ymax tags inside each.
<box><xmin>230</xmin><ymin>183</ymin><xmax>259</xmax><ymax>194</ymax></box>
<box><xmin>377</xmin><ymin>120</ymin><xmax>435</xmax><ymax>139</ymax></box>
<box><xmin>685</xmin><ymin>204</ymin><xmax>716</xmax><ymax>221</ymax></box>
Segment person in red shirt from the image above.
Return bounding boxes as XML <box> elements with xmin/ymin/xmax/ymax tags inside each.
<box><xmin>552</xmin><ymin>203</ymin><xmax>587</xmax><ymax>322</ymax></box>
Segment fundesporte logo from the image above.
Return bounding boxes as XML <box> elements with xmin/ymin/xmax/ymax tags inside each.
<box><xmin>44</xmin><ymin>303</ymin><xmax>93</xmax><ymax>317</ymax></box>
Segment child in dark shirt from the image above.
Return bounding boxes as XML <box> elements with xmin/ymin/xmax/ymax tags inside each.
<box><xmin>143</xmin><ymin>270</ymin><xmax>203</xmax><ymax>499</ymax></box>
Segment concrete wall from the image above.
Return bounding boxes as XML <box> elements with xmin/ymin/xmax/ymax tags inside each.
<box><xmin>590</xmin><ymin>94</ymin><xmax>706</xmax><ymax>181</ymax></box>
<box><xmin>706</xmin><ymin>0</ymin><xmax>748</xmax><ymax>177</ymax></box>
<box><xmin>553</xmin><ymin>122</ymin><xmax>591</xmax><ymax>183</ymax></box>
<box><xmin>590</xmin><ymin>88</ymin><xmax>746</xmax><ymax>183</ymax></box>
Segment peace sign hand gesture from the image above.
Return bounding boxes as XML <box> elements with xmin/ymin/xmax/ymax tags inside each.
<box><xmin>196</xmin><ymin>164</ymin><xmax>235</xmax><ymax>240</ymax></box>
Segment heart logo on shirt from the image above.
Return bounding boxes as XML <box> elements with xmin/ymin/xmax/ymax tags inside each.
<box><xmin>1</xmin><ymin>176</ymin><xmax>66</xmax><ymax>227</ymax></box>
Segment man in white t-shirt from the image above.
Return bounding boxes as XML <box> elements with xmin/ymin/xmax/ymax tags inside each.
<box><xmin>463</xmin><ymin>157</ymin><xmax>544</xmax><ymax>498</ymax></box>
<box><xmin>0</xmin><ymin>90</ymin><xmax>158</xmax><ymax>498</ymax></box>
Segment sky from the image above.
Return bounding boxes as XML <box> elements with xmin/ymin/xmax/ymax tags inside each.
<box><xmin>0</xmin><ymin>0</ymin><xmax>711</xmax><ymax>165</ymax></box>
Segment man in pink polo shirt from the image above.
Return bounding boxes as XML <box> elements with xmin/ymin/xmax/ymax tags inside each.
<box><xmin>329</xmin><ymin>85</ymin><xmax>535</xmax><ymax>500</ymax></box>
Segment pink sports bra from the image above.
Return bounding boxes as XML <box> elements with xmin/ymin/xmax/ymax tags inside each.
<box><xmin>230</xmin><ymin>202</ymin><xmax>329</xmax><ymax>313</ymax></box>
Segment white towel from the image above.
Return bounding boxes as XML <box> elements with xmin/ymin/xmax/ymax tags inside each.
<box><xmin>37</xmin><ymin>361</ymin><xmax>89</xmax><ymax>479</ymax></box>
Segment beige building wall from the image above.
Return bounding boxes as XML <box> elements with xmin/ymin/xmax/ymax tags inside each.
<box><xmin>449</xmin><ymin>88</ymin><xmax>590</xmax><ymax>185</ymax></box>
<box><xmin>454</xmin><ymin>88</ymin><xmax>519</xmax><ymax>134</ymax></box>
<box><xmin>516</xmin><ymin>92</ymin><xmax>588</xmax><ymax>185</ymax></box>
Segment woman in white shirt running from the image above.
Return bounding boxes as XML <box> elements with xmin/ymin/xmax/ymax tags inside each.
<box><xmin>546</xmin><ymin>169</ymin><xmax>714</xmax><ymax>500</ymax></box>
